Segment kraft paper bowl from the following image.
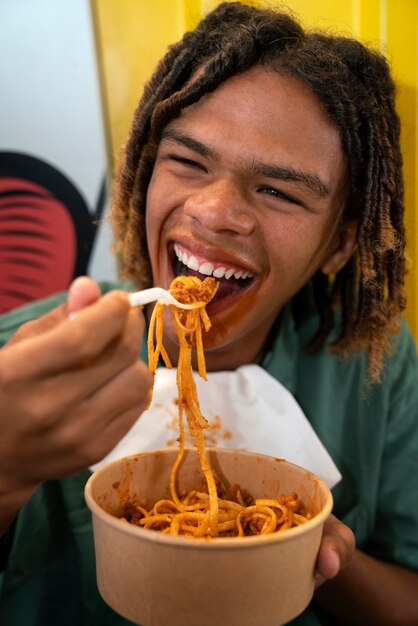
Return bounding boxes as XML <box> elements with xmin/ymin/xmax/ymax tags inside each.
<box><xmin>85</xmin><ymin>448</ymin><xmax>333</xmax><ymax>626</ymax></box>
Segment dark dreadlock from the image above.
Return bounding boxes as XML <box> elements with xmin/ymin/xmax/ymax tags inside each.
<box><xmin>111</xmin><ymin>2</ymin><xmax>407</xmax><ymax>383</ymax></box>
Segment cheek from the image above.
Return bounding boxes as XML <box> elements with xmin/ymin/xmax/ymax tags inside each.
<box><xmin>262</xmin><ymin>221</ymin><xmax>299</xmax><ymax>266</ymax></box>
<box><xmin>145</xmin><ymin>180</ymin><xmax>165</xmax><ymax>253</ymax></box>
<box><xmin>146</xmin><ymin>169</ymin><xmax>179</xmax><ymax>229</ymax></box>
<box><xmin>264</xmin><ymin>219</ymin><xmax>332</xmax><ymax>279</ymax></box>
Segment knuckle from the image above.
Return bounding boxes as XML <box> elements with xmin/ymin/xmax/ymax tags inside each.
<box><xmin>117</xmin><ymin>332</ymin><xmax>139</xmax><ymax>364</ymax></box>
<box><xmin>131</xmin><ymin>361</ymin><xmax>154</xmax><ymax>396</ymax></box>
<box><xmin>13</xmin><ymin>318</ymin><xmax>38</xmax><ymax>339</ymax></box>
<box><xmin>54</xmin><ymin>418</ymin><xmax>96</xmax><ymax>470</ymax></box>
<box><xmin>26</xmin><ymin>394</ymin><xmax>56</xmax><ymax>429</ymax></box>
<box><xmin>0</xmin><ymin>356</ymin><xmax>13</xmax><ymax>387</ymax></box>
<box><xmin>62</xmin><ymin>325</ymin><xmax>98</xmax><ymax>362</ymax></box>
<box><xmin>114</xmin><ymin>363</ymin><xmax>153</xmax><ymax>411</ymax></box>
<box><xmin>334</xmin><ymin>523</ymin><xmax>356</xmax><ymax>566</ymax></box>
<box><xmin>335</xmin><ymin>517</ymin><xmax>353</xmax><ymax>539</ymax></box>
<box><xmin>0</xmin><ymin>351</ymin><xmax>25</xmax><ymax>387</ymax></box>
<box><xmin>342</xmin><ymin>524</ymin><xmax>356</xmax><ymax>550</ymax></box>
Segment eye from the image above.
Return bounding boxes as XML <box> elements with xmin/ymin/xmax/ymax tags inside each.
<box><xmin>258</xmin><ymin>186</ymin><xmax>303</xmax><ymax>207</ymax></box>
<box><xmin>167</xmin><ymin>154</ymin><xmax>208</xmax><ymax>172</ymax></box>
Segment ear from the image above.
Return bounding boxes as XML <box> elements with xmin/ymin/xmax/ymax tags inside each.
<box><xmin>321</xmin><ymin>220</ymin><xmax>358</xmax><ymax>275</ymax></box>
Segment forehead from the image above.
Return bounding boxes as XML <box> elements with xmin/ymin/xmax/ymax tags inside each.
<box><xmin>167</xmin><ymin>65</ymin><xmax>346</xmax><ymax>195</ymax></box>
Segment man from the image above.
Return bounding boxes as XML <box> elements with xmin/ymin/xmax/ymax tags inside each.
<box><xmin>0</xmin><ymin>3</ymin><xmax>417</xmax><ymax>624</ymax></box>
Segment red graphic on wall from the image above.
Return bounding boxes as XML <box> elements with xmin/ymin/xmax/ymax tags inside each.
<box><xmin>0</xmin><ymin>152</ymin><xmax>106</xmax><ymax>314</ymax></box>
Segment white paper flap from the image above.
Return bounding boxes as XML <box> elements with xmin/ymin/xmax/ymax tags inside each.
<box><xmin>91</xmin><ymin>365</ymin><xmax>341</xmax><ymax>488</ymax></box>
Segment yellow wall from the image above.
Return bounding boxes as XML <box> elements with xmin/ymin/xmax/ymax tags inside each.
<box><xmin>91</xmin><ymin>0</ymin><xmax>418</xmax><ymax>338</ymax></box>
<box><xmin>91</xmin><ymin>0</ymin><xmax>199</xmax><ymax>163</ymax></box>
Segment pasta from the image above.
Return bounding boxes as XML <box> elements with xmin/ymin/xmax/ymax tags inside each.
<box><xmin>123</xmin><ymin>276</ymin><xmax>313</xmax><ymax>538</ymax></box>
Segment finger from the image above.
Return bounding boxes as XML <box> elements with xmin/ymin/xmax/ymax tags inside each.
<box><xmin>82</xmin><ymin>376</ymin><xmax>153</xmax><ymax>468</ymax></box>
<box><xmin>82</xmin><ymin>358</ymin><xmax>153</xmax><ymax>434</ymax></box>
<box><xmin>36</xmin><ymin>404</ymin><xmax>149</xmax><ymax>481</ymax></box>
<box><xmin>314</xmin><ymin>515</ymin><xmax>355</xmax><ymax>587</ymax></box>
<box><xmin>45</xmin><ymin>360</ymin><xmax>154</xmax><ymax>474</ymax></box>
<box><xmin>21</xmin><ymin>307</ymin><xmax>146</xmax><ymax>416</ymax></box>
<box><xmin>67</xmin><ymin>276</ymin><xmax>101</xmax><ymax>315</ymax></box>
<box><xmin>4</xmin><ymin>290</ymin><xmax>133</xmax><ymax>379</ymax></box>
<box><xmin>315</xmin><ymin>550</ymin><xmax>340</xmax><ymax>588</ymax></box>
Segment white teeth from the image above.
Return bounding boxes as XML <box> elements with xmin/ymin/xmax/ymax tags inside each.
<box><xmin>199</xmin><ymin>262</ymin><xmax>214</xmax><ymax>276</ymax></box>
<box><xmin>213</xmin><ymin>266</ymin><xmax>226</xmax><ymax>278</ymax></box>
<box><xmin>173</xmin><ymin>244</ymin><xmax>253</xmax><ymax>280</ymax></box>
<box><xmin>187</xmin><ymin>256</ymin><xmax>199</xmax><ymax>271</ymax></box>
<box><xmin>179</xmin><ymin>248</ymin><xmax>187</xmax><ymax>265</ymax></box>
<box><xmin>224</xmin><ymin>268</ymin><xmax>235</xmax><ymax>279</ymax></box>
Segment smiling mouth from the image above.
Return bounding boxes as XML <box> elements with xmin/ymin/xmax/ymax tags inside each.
<box><xmin>170</xmin><ymin>243</ymin><xmax>255</xmax><ymax>299</ymax></box>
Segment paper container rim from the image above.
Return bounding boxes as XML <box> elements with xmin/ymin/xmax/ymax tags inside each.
<box><xmin>85</xmin><ymin>447</ymin><xmax>333</xmax><ymax>550</ymax></box>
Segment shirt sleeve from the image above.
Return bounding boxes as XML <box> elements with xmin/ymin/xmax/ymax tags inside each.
<box><xmin>364</xmin><ymin>321</ymin><xmax>418</xmax><ymax>570</ymax></box>
<box><xmin>0</xmin><ymin>292</ymin><xmax>67</xmax><ymax>347</ymax></box>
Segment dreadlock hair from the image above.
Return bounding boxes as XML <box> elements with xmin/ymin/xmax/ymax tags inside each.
<box><xmin>111</xmin><ymin>1</ymin><xmax>407</xmax><ymax>383</ymax></box>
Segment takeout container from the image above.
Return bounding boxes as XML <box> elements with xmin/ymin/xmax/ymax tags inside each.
<box><xmin>85</xmin><ymin>448</ymin><xmax>333</xmax><ymax>626</ymax></box>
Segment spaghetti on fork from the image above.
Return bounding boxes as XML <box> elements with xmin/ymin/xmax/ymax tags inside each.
<box><xmin>147</xmin><ymin>276</ymin><xmax>220</xmax><ymax>535</ymax></box>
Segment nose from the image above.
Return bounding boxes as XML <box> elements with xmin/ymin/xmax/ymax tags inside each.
<box><xmin>183</xmin><ymin>178</ymin><xmax>255</xmax><ymax>236</ymax></box>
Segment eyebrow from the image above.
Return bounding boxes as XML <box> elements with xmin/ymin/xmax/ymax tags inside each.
<box><xmin>161</xmin><ymin>128</ymin><xmax>330</xmax><ymax>198</ymax></box>
<box><xmin>249</xmin><ymin>162</ymin><xmax>330</xmax><ymax>198</ymax></box>
<box><xmin>162</xmin><ymin>128</ymin><xmax>217</xmax><ymax>160</ymax></box>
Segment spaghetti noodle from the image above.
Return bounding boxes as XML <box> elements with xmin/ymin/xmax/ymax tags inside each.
<box><xmin>124</xmin><ymin>276</ymin><xmax>312</xmax><ymax>538</ymax></box>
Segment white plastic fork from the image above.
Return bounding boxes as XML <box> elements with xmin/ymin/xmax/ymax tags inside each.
<box><xmin>128</xmin><ymin>287</ymin><xmax>203</xmax><ymax>309</ymax></box>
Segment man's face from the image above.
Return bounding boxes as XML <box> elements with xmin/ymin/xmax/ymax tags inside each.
<box><xmin>146</xmin><ymin>66</ymin><xmax>348</xmax><ymax>370</ymax></box>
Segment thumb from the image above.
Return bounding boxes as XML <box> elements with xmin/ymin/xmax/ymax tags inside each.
<box><xmin>314</xmin><ymin>515</ymin><xmax>355</xmax><ymax>588</ymax></box>
<box><xmin>66</xmin><ymin>276</ymin><xmax>101</xmax><ymax>316</ymax></box>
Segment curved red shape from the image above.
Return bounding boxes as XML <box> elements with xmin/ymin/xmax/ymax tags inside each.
<box><xmin>0</xmin><ymin>176</ymin><xmax>77</xmax><ymax>313</ymax></box>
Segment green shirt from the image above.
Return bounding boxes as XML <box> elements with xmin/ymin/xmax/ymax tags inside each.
<box><xmin>1</xmin><ymin>285</ymin><xmax>417</xmax><ymax>626</ymax></box>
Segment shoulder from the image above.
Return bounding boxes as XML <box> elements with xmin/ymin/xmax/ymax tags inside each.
<box><xmin>265</xmin><ymin>299</ymin><xmax>417</xmax><ymax>408</ymax></box>
<box><xmin>388</xmin><ymin>317</ymin><xmax>417</xmax><ymax>367</ymax></box>
<box><xmin>379</xmin><ymin>318</ymin><xmax>418</xmax><ymax>427</ymax></box>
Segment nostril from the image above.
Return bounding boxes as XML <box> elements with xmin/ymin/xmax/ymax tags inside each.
<box><xmin>236</xmin><ymin>211</ymin><xmax>255</xmax><ymax>233</ymax></box>
<box><xmin>183</xmin><ymin>180</ymin><xmax>255</xmax><ymax>235</ymax></box>
<box><xmin>184</xmin><ymin>199</ymin><xmax>255</xmax><ymax>235</ymax></box>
